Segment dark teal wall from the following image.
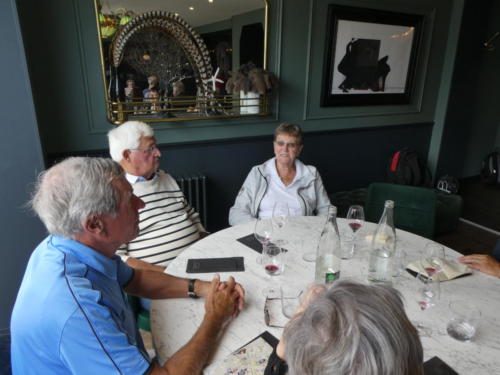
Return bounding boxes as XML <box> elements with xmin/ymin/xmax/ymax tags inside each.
<box><xmin>17</xmin><ymin>0</ymin><xmax>470</xmax><ymax>232</ymax></box>
<box><xmin>439</xmin><ymin>0</ymin><xmax>500</xmax><ymax>177</ymax></box>
<box><xmin>17</xmin><ymin>0</ymin><xmax>459</xmax><ymax>156</ymax></box>
<box><xmin>461</xmin><ymin>0</ymin><xmax>500</xmax><ymax>176</ymax></box>
<box><xmin>50</xmin><ymin>122</ymin><xmax>432</xmax><ymax>231</ymax></box>
<box><xmin>0</xmin><ymin>0</ymin><xmax>46</xmax><ymax>329</ymax></box>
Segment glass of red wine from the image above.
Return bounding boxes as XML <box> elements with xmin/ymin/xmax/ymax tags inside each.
<box><xmin>254</xmin><ymin>218</ymin><xmax>273</xmax><ymax>265</ymax></box>
<box><xmin>413</xmin><ymin>270</ymin><xmax>440</xmax><ymax>337</ymax></box>
<box><xmin>262</xmin><ymin>242</ymin><xmax>284</xmax><ymax>297</ymax></box>
<box><xmin>344</xmin><ymin>205</ymin><xmax>365</xmax><ymax>258</ymax></box>
<box><xmin>423</xmin><ymin>243</ymin><xmax>446</xmax><ymax>277</ymax></box>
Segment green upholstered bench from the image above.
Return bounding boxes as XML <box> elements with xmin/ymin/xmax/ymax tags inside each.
<box><xmin>329</xmin><ymin>184</ymin><xmax>462</xmax><ymax>238</ymax></box>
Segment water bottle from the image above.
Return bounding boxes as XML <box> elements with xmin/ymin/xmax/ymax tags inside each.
<box><xmin>368</xmin><ymin>200</ymin><xmax>396</xmax><ymax>283</ymax></box>
<box><xmin>314</xmin><ymin>206</ymin><xmax>342</xmax><ymax>284</ymax></box>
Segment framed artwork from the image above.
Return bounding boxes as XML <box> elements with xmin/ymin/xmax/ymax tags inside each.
<box><xmin>321</xmin><ymin>5</ymin><xmax>423</xmax><ymax>106</ymax></box>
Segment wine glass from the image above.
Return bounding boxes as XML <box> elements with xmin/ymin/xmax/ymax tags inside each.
<box><xmin>272</xmin><ymin>201</ymin><xmax>289</xmax><ymax>247</ymax></box>
<box><xmin>262</xmin><ymin>243</ymin><xmax>285</xmax><ymax>297</ymax></box>
<box><xmin>345</xmin><ymin>205</ymin><xmax>365</xmax><ymax>258</ymax></box>
<box><xmin>423</xmin><ymin>243</ymin><xmax>446</xmax><ymax>277</ymax></box>
<box><xmin>254</xmin><ymin>218</ymin><xmax>273</xmax><ymax>264</ymax></box>
<box><xmin>413</xmin><ymin>271</ymin><xmax>440</xmax><ymax>337</ymax></box>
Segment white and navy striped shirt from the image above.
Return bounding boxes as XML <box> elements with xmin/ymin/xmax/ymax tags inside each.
<box><xmin>117</xmin><ymin>170</ymin><xmax>205</xmax><ymax>266</ymax></box>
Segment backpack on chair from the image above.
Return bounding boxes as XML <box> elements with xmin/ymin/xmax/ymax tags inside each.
<box><xmin>481</xmin><ymin>152</ymin><xmax>500</xmax><ymax>185</ymax></box>
<box><xmin>387</xmin><ymin>148</ymin><xmax>432</xmax><ymax>187</ymax></box>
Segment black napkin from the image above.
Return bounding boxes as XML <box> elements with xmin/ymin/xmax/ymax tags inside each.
<box><xmin>423</xmin><ymin>356</ymin><xmax>459</xmax><ymax>375</ymax></box>
<box><xmin>236</xmin><ymin>234</ymin><xmax>288</xmax><ymax>254</ymax></box>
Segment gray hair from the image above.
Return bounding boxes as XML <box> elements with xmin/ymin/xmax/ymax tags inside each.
<box><xmin>283</xmin><ymin>281</ymin><xmax>423</xmax><ymax>375</ymax></box>
<box><xmin>31</xmin><ymin>157</ymin><xmax>124</xmax><ymax>238</ymax></box>
<box><xmin>107</xmin><ymin>121</ymin><xmax>154</xmax><ymax>162</ymax></box>
<box><xmin>274</xmin><ymin>122</ymin><xmax>303</xmax><ymax>145</ymax></box>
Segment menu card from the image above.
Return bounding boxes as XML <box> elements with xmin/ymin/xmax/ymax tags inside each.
<box><xmin>406</xmin><ymin>258</ymin><xmax>471</xmax><ymax>282</ymax></box>
<box><xmin>205</xmin><ymin>331</ymin><xmax>278</xmax><ymax>375</ymax></box>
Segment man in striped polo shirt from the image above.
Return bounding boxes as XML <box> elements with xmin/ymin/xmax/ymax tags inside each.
<box><xmin>108</xmin><ymin>121</ymin><xmax>208</xmax><ymax>279</ymax></box>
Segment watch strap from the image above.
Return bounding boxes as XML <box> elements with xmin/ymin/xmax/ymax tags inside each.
<box><xmin>188</xmin><ymin>278</ymin><xmax>199</xmax><ymax>298</ymax></box>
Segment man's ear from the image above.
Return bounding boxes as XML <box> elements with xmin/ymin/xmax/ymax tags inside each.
<box><xmin>122</xmin><ymin>149</ymin><xmax>131</xmax><ymax>162</ymax></box>
<box><xmin>82</xmin><ymin>215</ymin><xmax>105</xmax><ymax>236</ymax></box>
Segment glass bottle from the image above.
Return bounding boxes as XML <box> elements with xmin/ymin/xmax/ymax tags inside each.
<box><xmin>368</xmin><ymin>200</ymin><xmax>396</xmax><ymax>283</ymax></box>
<box><xmin>314</xmin><ymin>206</ymin><xmax>342</xmax><ymax>284</ymax></box>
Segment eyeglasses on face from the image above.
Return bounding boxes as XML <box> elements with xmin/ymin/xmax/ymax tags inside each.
<box><xmin>274</xmin><ymin>140</ymin><xmax>299</xmax><ymax>149</ymax></box>
<box><xmin>129</xmin><ymin>144</ymin><xmax>158</xmax><ymax>154</ymax></box>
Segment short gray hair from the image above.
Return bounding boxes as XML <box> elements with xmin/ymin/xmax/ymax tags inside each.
<box><xmin>283</xmin><ymin>281</ymin><xmax>423</xmax><ymax>375</ymax></box>
<box><xmin>274</xmin><ymin>122</ymin><xmax>303</xmax><ymax>144</ymax></box>
<box><xmin>31</xmin><ymin>157</ymin><xmax>124</xmax><ymax>238</ymax></box>
<box><xmin>107</xmin><ymin>121</ymin><xmax>154</xmax><ymax>162</ymax></box>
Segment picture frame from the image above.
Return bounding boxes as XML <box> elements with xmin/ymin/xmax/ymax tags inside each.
<box><xmin>321</xmin><ymin>5</ymin><xmax>423</xmax><ymax>107</ymax></box>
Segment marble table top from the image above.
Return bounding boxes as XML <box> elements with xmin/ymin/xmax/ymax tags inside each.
<box><xmin>151</xmin><ymin>216</ymin><xmax>500</xmax><ymax>374</ymax></box>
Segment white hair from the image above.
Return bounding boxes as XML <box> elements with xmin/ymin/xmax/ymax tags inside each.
<box><xmin>283</xmin><ymin>281</ymin><xmax>423</xmax><ymax>375</ymax></box>
<box><xmin>31</xmin><ymin>157</ymin><xmax>124</xmax><ymax>238</ymax></box>
<box><xmin>107</xmin><ymin>121</ymin><xmax>154</xmax><ymax>162</ymax></box>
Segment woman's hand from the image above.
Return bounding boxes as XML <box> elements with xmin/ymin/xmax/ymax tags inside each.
<box><xmin>458</xmin><ymin>254</ymin><xmax>500</xmax><ymax>278</ymax></box>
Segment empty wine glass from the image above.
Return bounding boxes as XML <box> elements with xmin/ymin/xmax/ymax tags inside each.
<box><xmin>254</xmin><ymin>218</ymin><xmax>273</xmax><ymax>264</ymax></box>
<box><xmin>423</xmin><ymin>243</ymin><xmax>446</xmax><ymax>277</ymax></box>
<box><xmin>272</xmin><ymin>201</ymin><xmax>289</xmax><ymax>247</ymax></box>
<box><xmin>262</xmin><ymin>243</ymin><xmax>285</xmax><ymax>297</ymax></box>
<box><xmin>344</xmin><ymin>205</ymin><xmax>365</xmax><ymax>258</ymax></box>
<box><xmin>413</xmin><ymin>271</ymin><xmax>440</xmax><ymax>337</ymax></box>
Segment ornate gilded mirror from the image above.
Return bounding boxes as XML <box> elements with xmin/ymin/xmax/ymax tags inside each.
<box><xmin>93</xmin><ymin>0</ymin><xmax>271</xmax><ymax>124</ymax></box>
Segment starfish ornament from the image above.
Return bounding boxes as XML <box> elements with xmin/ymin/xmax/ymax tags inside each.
<box><xmin>204</xmin><ymin>67</ymin><xmax>224</xmax><ymax>92</ymax></box>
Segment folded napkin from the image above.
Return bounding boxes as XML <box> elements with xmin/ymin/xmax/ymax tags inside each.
<box><xmin>406</xmin><ymin>258</ymin><xmax>471</xmax><ymax>282</ymax></box>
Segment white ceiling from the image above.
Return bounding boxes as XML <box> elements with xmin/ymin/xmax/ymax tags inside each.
<box><xmin>101</xmin><ymin>0</ymin><xmax>264</xmax><ymax>27</ymax></box>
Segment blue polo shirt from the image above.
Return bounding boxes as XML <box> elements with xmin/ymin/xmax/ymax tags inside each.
<box><xmin>11</xmin><ymin>235</ymin><xmax>152</xmax><ymax>374</ymax></box>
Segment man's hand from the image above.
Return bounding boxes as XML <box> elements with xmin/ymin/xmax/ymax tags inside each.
<box><xmin>458</xmin><ymin>254</ymin><xmax>500</xmax><ymax>278</ymax></box>
<box><xmin>204</xmin><ymin>274</ymin><xmax>240</xmax><ymax>325</ymax></box>
<box><xmin>195</xmin><ymin>278</ymin><xmax>245</xmax><ymax>317</ymax></box>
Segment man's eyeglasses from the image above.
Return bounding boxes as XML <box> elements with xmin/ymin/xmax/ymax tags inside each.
<box><xmin>129</xmin><ymin>144</ymin><xmax>158</xmax><ymax>154</ymax></box>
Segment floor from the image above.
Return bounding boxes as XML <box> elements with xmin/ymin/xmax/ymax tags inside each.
<box><xmin>436</xmin><ymin>177</ymin><xmax>499</xmax><ymax>256</ymax></box>
<box><xmin>140</xmin><ymin>329</ymin><xmax>155</xmax><ymax>359</ymax></box>
<box><xmin>435</xmin><ymin>220</ymin><xmax>498</xmax><ymax>256</ymax></box>
<box><xmin>459</xmin><ymin>176</ymin><xmax>500</xmax><ymax>232</ymax></box>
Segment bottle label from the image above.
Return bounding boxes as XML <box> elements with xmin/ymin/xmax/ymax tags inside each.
<box><xmin>325</xmin><ymin>272</ymin><xmax>339</xmax><ymax>284</ymax></box>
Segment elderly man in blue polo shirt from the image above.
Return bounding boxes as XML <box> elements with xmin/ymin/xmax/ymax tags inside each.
<box><xmin>10</xmin><ymin>157</ymin><xmax>245</xmax><ymax>374</ymax></box>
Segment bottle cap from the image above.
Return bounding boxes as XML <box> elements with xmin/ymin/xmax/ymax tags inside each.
<box><xmin>384</xmin><ymin>200</ymin><xmax>395</xmax><ymax>208</ymax></box>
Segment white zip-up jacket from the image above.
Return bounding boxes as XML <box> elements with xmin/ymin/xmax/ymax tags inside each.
<box><xmin>228</xmin><ymin>158</ymin><xmax>331</xmax><ymax>225</ymax></box>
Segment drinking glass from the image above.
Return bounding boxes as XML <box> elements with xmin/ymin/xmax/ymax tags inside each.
<box><xmin>254</xmin><ymin>218</ymin><xmax>273</xmax><ymax>264</ymax></box>
<box><xmin>262</xmin><ymin>243</ymin><xmax>284</xmax><ymax>297</ymax></box>
<box><xmin>423</xmin><ymin>243</ymin><xmax>446</xmax><ymax>277</ymax></box>
<box><xmin>344</xmin><ymin>205</ymin><xmax>365</xmax><ymax>258</ymax></box>
<box><xmin>447</xmin><ymin>300</ymin><xmax>481</xmax><ymax>342</ymax></box>
<box><xmin>272</xmin><ymin>201</ymin><xmax>290</xmax><ymax>247</ymax></box>
<box><xmin>413</xmin><ymin>271</ymin><xmax>440</xmax><ymax>336</ymax></box>
<box><xmin>280</xmin><ymin>285</ymin><xmax>303</xmax><ymax>319</ymax></box>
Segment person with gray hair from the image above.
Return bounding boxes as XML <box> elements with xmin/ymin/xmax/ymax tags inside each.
<box><xmin>272</xmin><ymin>281</ymin><xmax>423</xmax><ymax>375</ymax></box>
<box><xmin>108</xmin><ymin>121</ymin><xmax>208</xmax><ymax>290</ymax></box>
<box><xmin>229</xmin><ymin>122</ymin><xmax>331</xmax><ymax>226</ymax></box>
<box><xmin>11</xmin><ymin>157</ymin><xmax>245</xmax><ymax>375</ymax></box>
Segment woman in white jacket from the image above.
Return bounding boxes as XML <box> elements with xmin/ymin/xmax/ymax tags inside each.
<box><xmin>229</xmin><ymin>123</ymin><xmax>331</xmax><ymax>226</ymax></box>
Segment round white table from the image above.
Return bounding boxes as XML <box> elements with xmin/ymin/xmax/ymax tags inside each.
<box><xmin>151</xmin><ymin>217</ymin><xmax>500</xmax><ymax>374</ymax></box>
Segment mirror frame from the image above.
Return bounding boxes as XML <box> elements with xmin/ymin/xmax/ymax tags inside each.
<box><xmin>93</xmin><ymin>0</ymin><xmax>269</xmax><ymax>125</ymax></box>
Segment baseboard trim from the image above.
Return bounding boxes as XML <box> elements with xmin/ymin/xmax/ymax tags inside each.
<box><xmin>459</xmin><ymin>218</ymin><xmax>500</xmax><ymax>236</ymax></box>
